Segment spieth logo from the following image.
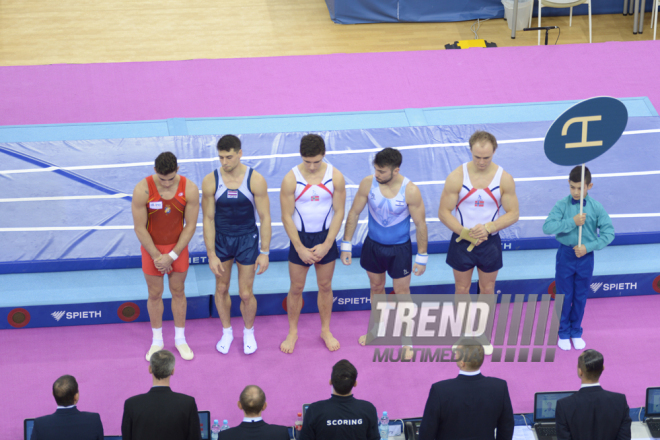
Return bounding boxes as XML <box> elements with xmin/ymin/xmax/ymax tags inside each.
<box><xmin>51</xmin><ymin>310</ymin><xmax>102</xmax><ymax>321</ymax></box>
<box><xmin>590</xmin><ymin>282</ymin><xmax>603</xmax><ymax>293</ymax></box>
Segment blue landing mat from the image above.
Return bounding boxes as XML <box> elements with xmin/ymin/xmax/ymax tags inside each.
<box><xmin>2</xmin><ymin>244</ymin><xmax>659</xmax><ymax>329</ymax></box>
<box><xmin>2</xmin><ymin>116</ymin><xmax>660</xmax><ymax>274</ymax></box>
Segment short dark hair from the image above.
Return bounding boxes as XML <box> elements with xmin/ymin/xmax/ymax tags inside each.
<box><xmin>469</xmin><ymin>131</ymin><xmax>498</xmax><ymax>152</ymax></box>
<box><xmin>455</xmin><ymin>338</ymin><xmax>485</xmax><ymax>370</ymax></box>
<box><xmin>239</xmin><ymin>385</ymin><xmax>266</xmax><ymax>416</ymax></box>
<box><xmin>373</xmin><ymin>147</ymin><xmax>402</xmax><ymax>169</ymax></box>
<box><xmin>569</xmin><ymin>166</ymin><xmax>592</xmax><ymax>186</ymax></box>
<box><xmin>300</xmin><ymin>134</ymin><xmax>326</xmax><ymax>157</ymax></box>
<box><xmin>150</xmin><ymin>350</ymin><xmax>175</xmax><ymax>380</ymax></box>
<box><xmin>217</xmin><ymin>134</ymin><xmax>242</xmax><ymax>153</ymax></box>
<box><xmin>154</xmin><ymin>152</ymin><xmax>178</xmax><ymax>175</ymax></box>
<box><xmin>331</xmin><ymin>359</ymin><xmax>357</xmax><ymax>395</ymax></box>
<box><xmin>53</xmin><ymin>375</ymin><xmax>78</xmax><ymax>406</ymax></box>
<box><xmin>578</xmin><ymin>349</ymin><xmax>604</xmax><ymax>381</ymax></box>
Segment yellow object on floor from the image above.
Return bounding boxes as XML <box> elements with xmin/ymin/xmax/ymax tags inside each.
<box><xmin>445</xmin><ymin>40</ymin><xmax>498</xmax><ymax>49</ymax></box>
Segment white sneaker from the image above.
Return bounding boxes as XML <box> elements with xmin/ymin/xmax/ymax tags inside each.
<box><xmin>558</xmin><ymin>338</ymin><xmax>571</xmax><ymax>351</ymax></box>
<box><xmin>571</xmin><ymin>337</ymin><xmax>586</xmax><ymax>350</ymax></box>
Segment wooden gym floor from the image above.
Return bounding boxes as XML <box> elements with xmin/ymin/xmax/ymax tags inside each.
<box><xmin>0</xmin><ymin>0</ymin><xmax>656</xmax><ymax>66</ymax></box>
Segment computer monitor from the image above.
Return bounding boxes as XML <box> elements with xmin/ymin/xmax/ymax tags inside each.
<box><xmin>534</xmin><ymin>391</ymin><xmax>576</xmax><ymax>423</ymax></box>
<box><xmin>198</xmin><ymin>410</ymin><xmax>211</xmax><ymax>439</ymax></box>
<box><xmin>24</xmin><ymin>419</ymin><xmax>34</xmax><ymax>440</ymax></box>
<box><xmin>646</xmin><ymin>387</ymin><xmax>660</xmax><ymax>417</ymax></box>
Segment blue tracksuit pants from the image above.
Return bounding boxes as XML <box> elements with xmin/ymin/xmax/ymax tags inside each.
<box><xmin>555</xmin><ymin>244</ymin><xmax>594</xmax><ymax>339</ymax></box>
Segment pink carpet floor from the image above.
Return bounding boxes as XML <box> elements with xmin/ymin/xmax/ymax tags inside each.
<box><xmin>2</xmin><ymin>294</ymin><xmax>658</xmax><ymax>439</ymax></box>
<box><xmin>2</xmin><ymin>41</ymin><xmax>660</xmax><ymax>439</ymax></box>
<box><xmin>1</xmin><ymin>41</ymin><xmax>660</xmax><ymax>126</ymax></box>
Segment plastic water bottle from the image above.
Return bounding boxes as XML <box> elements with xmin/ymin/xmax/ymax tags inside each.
<box><xmin>379</xmin><ymin>411</ymin><xmax>389</xmax><ymax>439</ymax></box>
<box><xmin>211</xmin><ymin>419</ymin><xmax>221</xmax><ymax>440</ymax></box>
<box><xmin>294</xmin><ymin>412</ymin><xmax>303</xmax><ymax>440</ymax></box>
<box><xmin>221</xmin><ymin>420</ymin><xmax>230</xmax><ymax>431</ymax></box>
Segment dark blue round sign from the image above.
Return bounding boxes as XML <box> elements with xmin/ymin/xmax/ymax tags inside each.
<box><xmin>544</xmin><ymin>97</ymin><xmax>628</xmax><ymax>166</ymax></box>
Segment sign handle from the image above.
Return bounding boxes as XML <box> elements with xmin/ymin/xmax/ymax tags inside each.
<box><xmin>578</xmin><ymin>164</ymin><xmax>585</xmax><ymax>247</ymax></box>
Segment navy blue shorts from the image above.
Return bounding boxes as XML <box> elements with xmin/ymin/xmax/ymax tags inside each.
<box><xmin>289</xmin><ymin>229</ymin><xmax>339</xmax><ymax>267</ymax></box>
<box><xmin>359</xmin><ymin>236</ymin><xmax>412</xmax><ymax>279</ymax></box>
<box><xmin>215</xmin><ymin>231</ymin><xmax>259</xmax><ymax>266</ymax></box>
<box><xmin>446</xmin><ymin>232</ymin><xmax>503</xmax><ymax>273</ymax></box>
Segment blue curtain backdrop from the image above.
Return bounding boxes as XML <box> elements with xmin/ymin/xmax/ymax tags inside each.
<box><xmin>325</xmin><ymin>0</ymin><xmax>652</xmax><ymax>24</ymax></box>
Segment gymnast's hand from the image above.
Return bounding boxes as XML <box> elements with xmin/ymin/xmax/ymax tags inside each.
<box><xmin>341</xmin><ymin>251</ymin><xmax>352</xmax><ymax>266</ymax></box>
<box><xmin>310</xmin><ymin>241</ymin><xmax>332</xmax><ymax>260</ymax></box>
<box><xmin>297</xmin><ymin>246</ymin><xmax>320</xmax><ymax>265</ymax></box>
<box><xmin>208</xmin><ymin>255</ymin><xmax>225</xmax><ymax>276</ymax></box>
<box><xmin>413</xmin><ymin>263</ymin><xmax>426</xmax><ymax>276</ymax></box>
<box><xmin>469</xmin><ymin>224</ymin><xmax>489</xmax><ymax>241</ymax></box>
<box><xmin>154</xmin><ymin>254</ymin><xmax>173</xmax><ymax>274</ymax></box>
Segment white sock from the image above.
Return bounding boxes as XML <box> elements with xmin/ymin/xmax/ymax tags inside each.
<box><xmin>244</xmin><ymin>326</ymin><xmax>257</xmax><ymax>355</ymax></box>
<box><xmin>152</xmin><ymin>328</ymin><xmax>163</xmax><ymax>347</ymax></box>
<box><xmin>174</xmin><ymin>326</ymin><xmax>186</xmax><ymax>346</ymax></box>
<box><xmin>216</xmin><ymin>327</ymin><xmax>234</xmax><ymax>354</ymax></box>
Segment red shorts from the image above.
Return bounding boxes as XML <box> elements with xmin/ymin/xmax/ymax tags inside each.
<box><xmin>141</xmin><ymin>244</ymin><xmax>190</xmax><ymax>276</ymax></box>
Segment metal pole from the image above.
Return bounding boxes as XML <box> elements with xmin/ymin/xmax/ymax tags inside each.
<box><xmin>511</xmin><ymin>0</ymin><xmax>520</xmax><ymax>38</ymax></box>
<box><xmin>639</xmin><ymin>0</ymin><xmax>647</xmax><ymax>32</ymax></box>
<box><xmin>634</xmin><ymin>0</ymin><xmax>640</xmax><ymax>33</ymax></box>
<box><xmin>578</xmin><ymin>164</ymin><xmax>585</xmax><ymax>247</ymax></box>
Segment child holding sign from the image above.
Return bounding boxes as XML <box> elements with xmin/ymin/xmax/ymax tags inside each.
<box><xmin>543</xmin><ymin>166</ymin><xmax>615</xmax><ymax>351</ymax></box>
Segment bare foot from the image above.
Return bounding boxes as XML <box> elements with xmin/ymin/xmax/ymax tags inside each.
<box><xmin>280</xmin><ymin>333</ymin><xmax>298</xmax><ymax>354</ymax></box>
<box><xmin>321</xmin><ymin>331</ymin><xmax>340</xmax><ymax>352</ymax></box>
<box><xmin>358</xmin><ymin>334</ymin><xmax>367</xmax><ymax>346</ymax></box>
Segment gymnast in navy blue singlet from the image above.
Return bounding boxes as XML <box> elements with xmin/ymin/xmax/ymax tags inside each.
<box><xmin>202</xmin><ymin>135</ymin><xmax>272</xmax><ymax>356</ymax></box>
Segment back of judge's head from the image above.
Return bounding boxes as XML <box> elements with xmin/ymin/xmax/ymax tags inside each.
<box><xmin>578</xmin><ymin>349</ymin><xmax>604</xmax><ymax>381</ymax></box>
<box><xmin>150</xmin><ymin>350</ymin><xmax>175</xmax><ymax>380</ymax></box>
<box><xmin>239</xmin><ymin>385</ymin><xmax>267</xmax><ymax>416</ymax></box>
<box><xmin>53</xmin><ymin>375</ymin><xmax>79</xmax><ymax>406</ymax></box>
<box><xmin>454</xmin><ymin>338</ymin><xmax>485</xmax><ymax>371</ymax></box>
<box><xmin>331</xmin><ymin>359</ymin><xmax>357</xmax><ymax>395</ymax></box>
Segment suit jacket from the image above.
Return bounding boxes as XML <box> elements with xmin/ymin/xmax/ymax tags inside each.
<box><xmin>555</xmin><ymin>386</ymin><xmax>631</xmax><ymax>440</ymax></box>
<box><xmin>218</xmin><ymin>420</ymin><xmax>290</xmax><ymax>440</ymax></box>
<box><xmin>419</xmin><ymin>373</ymin><xmax>515</xmax><ymax>440</ymax></box>
<box><xmin>121</xmin><ymin>386</ymin><xmax>202</xmax><ymax>440</ymax></box>
<box><xmin>31</xmin><ymin>407</ymin><xmax>103</xmax><ymax>440</ymax></box>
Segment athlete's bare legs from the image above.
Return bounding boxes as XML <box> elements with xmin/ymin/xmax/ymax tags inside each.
<box><xmin>477</xmin><ymin>268</ymin><xmax>498</xmax><ymax>295</ymax></box>
<box><xmin>214</xmin><ymin>259</ymin><xmax>235</xmax><ymax>329</ymax></box>
<box><xmin>145</xmin><ymin>274</ymin><xmax>166</xmax><ymax>330</ymax></box>
<box><xmin>168</xmin><ymin>271</ymin><xmax>188</xmax><ymax>328</ymax></box>
<box><xmin>316</xmin><ymin>260</ymin><xmax>339</xmax><ymax>352</ymax></box>
<box><xmin>281</xmin><ymin>263</ymin><xmax>310</xmax><ymax>354</ymax></box>
<box><xmin>236</xmin><ymin>262</ymin><xmax>258</xmax><ymax>329</ymax></box>
<box><xmin>453</xmin><ymin>268</ymin><xmax>475</xmax><ymax>295</ymax></box>
<box><xmin>358</xmin><ymin>271</ymin><xmax>387</xmax><ymax>346</ymax></box>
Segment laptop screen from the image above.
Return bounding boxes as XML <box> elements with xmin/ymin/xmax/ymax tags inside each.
<box><xmin>534</xmin><ymin>392</ymin><xmax>575</xmax><ymax>422</ymax></box>
<box><xmin>24</xmin><ymin>419</ymin><xmax>34</xmax><ymax>440</ymax></box>
<box><xmin>198</xmin><ymin>411</ymin><xmax>211</xmax><ymax>439</ymax></box>
<box><xmin>646</xmin><ymin>387</ymin><xmax>660</xmax><ymax>417</ymax></box>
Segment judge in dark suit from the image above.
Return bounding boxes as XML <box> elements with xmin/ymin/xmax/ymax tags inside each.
<box><xmin>419</xmin><ymin>338</ymin><xmax>514</xmax><ymax>440</ymax></box>
<box><xmin>31</xmin><ymin>375</ymin><xmax>104</xmax><ymax>440</ymax></box>
<box><xmin>555</xmin><ymin>349</ymin><xmax>631</xmax><ymax>440</ymax></box>
<box><xmin>218</xmin><ymin>385</ymin><xmax>289</xmax><ymax>440</ymax></box>
<box><xmin>121</xmin><ymin>349</ymin><xmax>202</xmax><ymax>440</ymax></box>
